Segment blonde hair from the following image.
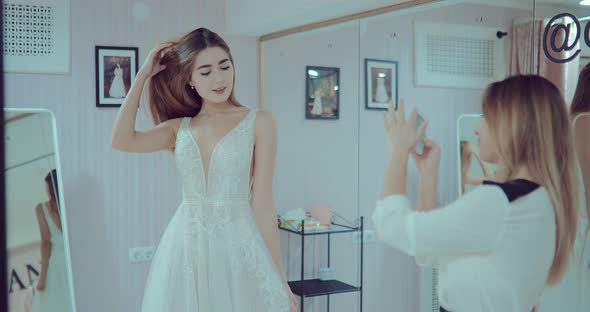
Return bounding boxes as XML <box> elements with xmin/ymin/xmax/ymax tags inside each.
<box><xmin>482</xmin><ymin>75</ymin><xmax>579</xmax><ymax>286</ymax></box>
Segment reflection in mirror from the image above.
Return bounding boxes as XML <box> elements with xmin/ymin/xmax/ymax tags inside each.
<box><xmin>540</xmin><ymin>112</ymin><xmax>590</xmax><ymax>311</ymax></box>
<box><xmin>352</xmin><ymin>2</ymin><xmax>537</xmax><ymax>310</ymax></box>
<box><xmin>533</xmin><ymin>3</ymin><xmax>590</xmax><ymax>104</ymax></box>
<box><xmin>262</xmin><ymin>18</ymin><xmax>362</xmax><ymax>312</ymax></box>
<box><xmin>263</xmin><ymin>0</ymin><xmax>543</xmax><ymax>308</ymax></box>
<box><xmin>568</xmin><ymin>113</ymin><xmax>590</xmax><ymax>312</ymax></box>
<box><xmin>456</xmin><ymin>114</ymin><xmax>496</xmax><ymax>196</ymax></box>
<box><xmin>534</xmin><ymin>60</ymin><xmax>590</xmax><ymax>312</ymax></box>
<box><xmin>566</xmin><ymin>62</ymin><xmax>590</xmax><ymax>311</ymax></box>
<box><xmin>572</xmin><ymin>63</ymin><xmax>590</xmax><ymax>229</ymax></box>
<box><xmin>5</xmin><ymin>109</ymin><xmax>75</xmax><ymax>312</ymax></box>
<box><xmin>305</xmin><ymin>66</ymin><xmax>340</xmax><ymax>120</ymax></box>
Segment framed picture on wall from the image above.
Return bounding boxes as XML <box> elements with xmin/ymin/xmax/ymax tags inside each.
<box><xmin>95</xmin><ymin>46</ymin><xmax>139</xmax><ymax>107</ymax></box>
<box><xmin>365</xmin><ymin>58</ymin><xmax>398</xmax><ymax>110</ymax></box>
<box><xmin>305</xmin><ymin>66</ymin><xmax>340</xmax><ymax>120</ymax></box>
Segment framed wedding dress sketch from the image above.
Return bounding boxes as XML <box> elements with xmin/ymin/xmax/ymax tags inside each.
<box><xmin>305</xmin><ymin>66</ymin><xmax>340</xmax><ymax>120</ymax></box>
<box><xmin>95</xmin><ymin>46</ymin><xmax>138</xmax><ymax>107</ymax></box>
<box><xmin>364</xmin><ymin>59</ymin><xmax>398</xmax><ymax>110</ymax></box>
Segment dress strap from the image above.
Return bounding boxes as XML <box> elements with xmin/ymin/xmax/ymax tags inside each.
<box><xmin>42</xmin><ymin>202</ymin><xmax>56</xmax><ymax>235</ymax></box>
<box><xmin>174</xmin><ymin>117</ymin><xmax>191</xmax><ymax>149</ymax></box>
<box><xmin>181</xmin><ymin>117</ymin><xmax>191</xmax><ymax>130</ymax></box>
<box><xmin>181</xmin><ymin>117</ymin><xmax>192</xmax><ymax>136</ymax></box>
<box><xmin>247</xmin><ymin>108</ymin><xmax>258</xmax><ymax>130</ymax></box>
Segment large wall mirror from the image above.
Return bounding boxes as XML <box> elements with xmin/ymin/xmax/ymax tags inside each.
<box><xmin>262</xmin><ymin>0</ymin><xmax>540</xmax><ymax>310</ymax></box>
<box><xmin>5</xmin><ymin>109</ymin><xmax>76</xmax><ymax>312</ymax></box>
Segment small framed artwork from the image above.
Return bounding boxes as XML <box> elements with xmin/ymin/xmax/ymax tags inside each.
<box><xmin>305</xmin><ymin>66</ymin><xmax>340</xmax><ymax>120</ymax></box>
<box><xmin>95</xmin><ymin>46</ymin><xmax>139</xmax><ymax>107</ymax></box>
<box><xmin>365</xmin><ymin>58</ymin><xmax>398</xmax><ymax>110</ymax></box>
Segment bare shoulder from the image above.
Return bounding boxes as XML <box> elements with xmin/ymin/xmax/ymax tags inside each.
<box><xmin>162</xmin><ymin>117</ymin><xmax>185</xmax><ymax>135</ymax></box>
<box><xmin>254</xmin><ymin>110</ymin><xmax>276</xmax><ymax>130</ymax></box>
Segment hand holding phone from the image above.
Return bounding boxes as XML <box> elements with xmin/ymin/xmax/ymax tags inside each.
<box><xmin>415</xmin><ymin>111</ymin><xmax>426</xmax><ymax>155</ymax></box>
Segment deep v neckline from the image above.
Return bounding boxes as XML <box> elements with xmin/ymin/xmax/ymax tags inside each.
<box><xmin>186</xmin><ymin>109</ymin><xmax>253</xmax><ymax>195</ymax></box>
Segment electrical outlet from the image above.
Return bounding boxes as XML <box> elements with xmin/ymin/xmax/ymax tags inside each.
<box><xmin>352</xmin><ymin>229</ymin><xmax>375</xmax><ymax>243</ymax></box>
<box><xmin>129</xmin><ymin>246</ymin><xmax>156</xmax><ymax>263</ymax></box>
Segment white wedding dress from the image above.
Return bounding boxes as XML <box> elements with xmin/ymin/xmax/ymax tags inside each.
<box><xmin>375</xmin><ymin>77</ymin><xmax>389</xmax><ymax>103</ymax></box>
<box><xmin>141</xmin><ymin>109</ymin><xmax>290</xmax><ymax>312</ymax></box>
<box><xmin>108</xmin><ymin>67</ymin><xmax>126</xmax><ymax>98</ymax></box>
<box><xmin>311</xmin><ymin>95</ymin><xmax>323</xmax><ymax>115</ymax></box>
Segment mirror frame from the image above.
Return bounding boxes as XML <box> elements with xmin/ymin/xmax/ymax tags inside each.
<box><xmin>4</xmin><ymin>108</ymin><xmax>78</xmax><ymax>312</ymax></box>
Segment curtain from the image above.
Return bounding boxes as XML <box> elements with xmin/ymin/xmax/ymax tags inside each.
<box><xmin>509</xmin><ymin>19</ymin><xmax>580</xmax><ymax>105</ymax></box>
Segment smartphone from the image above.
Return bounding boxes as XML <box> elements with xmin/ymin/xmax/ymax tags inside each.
<box><xmin>415</xmin><ymin>111</ymin><xmax>426</xmax><ymax>155</ymax></box>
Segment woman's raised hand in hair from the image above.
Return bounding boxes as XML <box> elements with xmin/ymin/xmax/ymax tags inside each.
<box><xmin>139</xmin><ymin>40</ymin><xmax>176</xmax><ymax>78</ymax></box>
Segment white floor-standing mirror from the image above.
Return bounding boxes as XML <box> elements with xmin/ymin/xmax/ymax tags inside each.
<box><xmin>5</xmin><ymin>108</ymin><xmax>76</xmax><ymax>312</ymax></box>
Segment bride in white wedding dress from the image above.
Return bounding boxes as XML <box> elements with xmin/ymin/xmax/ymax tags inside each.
<box><xmin>111</xmin><ymin>28</ymin><xmax>297</xmax><ymax>312</ymax></box>
<box><xmin>108</xmin><ymin>63</ymin><xmax>126</xmax><ymax>98</ymax></box>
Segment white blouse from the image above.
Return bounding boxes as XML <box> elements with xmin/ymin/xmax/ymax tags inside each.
<box><xmin>372</xmin><ymin>184</ymin><xmax>556</xmax><ymax>312</ymax></box>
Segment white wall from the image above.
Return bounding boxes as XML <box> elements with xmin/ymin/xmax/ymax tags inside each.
<box><xmin>264</xmin><ymin>2</ymin><xmax>532</xmax><ymax>311</ymax></box>
<box><xmin>3</xmin><ymin>0</ymin><xmax>258</xmax><ymax>311</ymax></box>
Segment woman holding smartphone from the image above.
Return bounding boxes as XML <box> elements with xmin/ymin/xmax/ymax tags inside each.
<box><xmin>372</xmin><ymin>75</ymin><xmax>579</xmax><ymax>312</ymax></box>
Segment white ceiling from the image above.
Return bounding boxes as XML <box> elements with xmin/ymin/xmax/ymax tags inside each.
<box><xmin>225</xmin><ymin>0</ymin><xmax>590</xmax><ymax>36</ymax></box>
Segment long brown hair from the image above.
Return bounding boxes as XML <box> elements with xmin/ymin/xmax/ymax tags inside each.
<box><xmin>147</xmin><ymin>28</ymin><xmax>241</xmax><ymax>125</ymax></box>
<box><xmin>482</xmin><ymin>75</ymin><xmax>578</xmax><ymax>286</ymax></box>
<box><xmin>570</xmin><ymin>62</ymin><xmax>590</xmax><ymax>116</ymax></box>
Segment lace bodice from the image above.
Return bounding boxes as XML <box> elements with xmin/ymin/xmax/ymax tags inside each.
<box><xmin>141</xmin><ymin>108</ymin><xmax>301</xmax><ymax>312</ymax></box>
<box><xmin>174</xmin><ymin>109</ymin><xmax>257</xmax><ymax>202</ymax></box>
